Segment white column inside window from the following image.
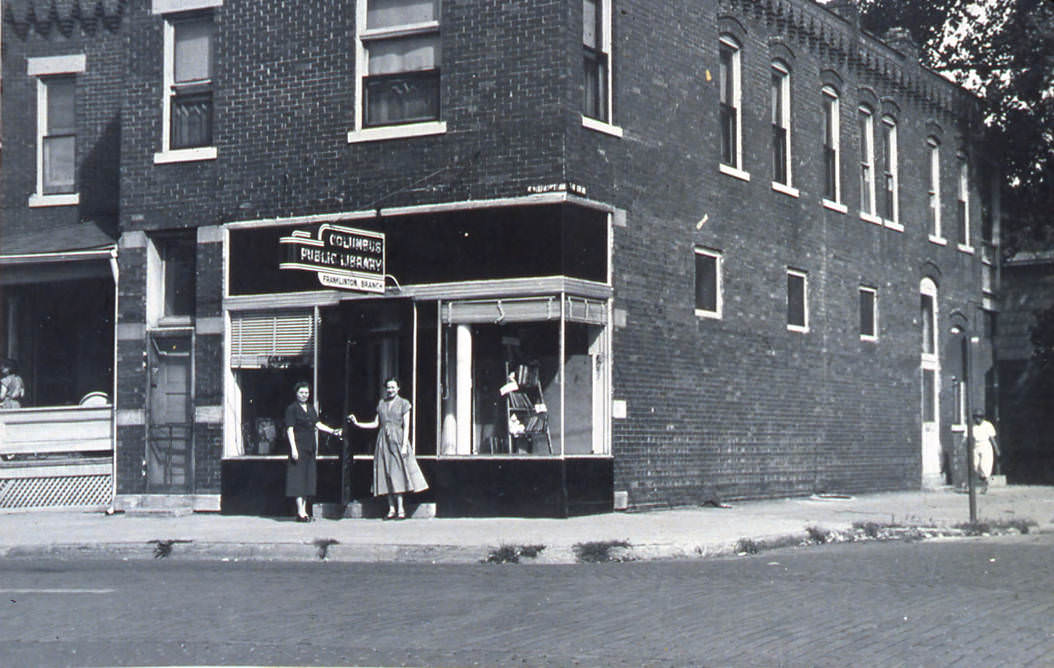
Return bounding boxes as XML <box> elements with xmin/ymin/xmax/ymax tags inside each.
<box><xmin>454</xmin><ymin>323</ymin><xmax>473</xmax><ymax>455</ymax></box>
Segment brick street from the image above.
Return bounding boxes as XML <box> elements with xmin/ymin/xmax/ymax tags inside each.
<box><xmin>2</xmin><ymin>533</ymin><xmax>1051</xmax><ymax>666</ymax></box>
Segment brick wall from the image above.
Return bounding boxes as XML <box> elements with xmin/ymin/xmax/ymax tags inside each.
<box><xmin>575</xmin><ymin>0</ymin><xmax>991</xmax><ymax>505</ymax></box>
<box><xmin>1</xmin><ymin>6</ymin><xmax>125</xmax><ymax>235</ymax></box>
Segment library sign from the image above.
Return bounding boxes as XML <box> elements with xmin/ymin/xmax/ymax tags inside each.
<box><xmin>279</xmin><ymin>224</ymin><xmax>386</xmax><ymax>293</ymax></box>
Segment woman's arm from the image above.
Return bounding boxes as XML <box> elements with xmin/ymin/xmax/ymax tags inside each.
<box><xmin>287</xmin><ymin>426</ymin><xmax>298</xmax><ymax>461</ymax></box>
<box><xmin>314</xmin><ymin>421</ymin><xmax>341</xmax><ymax>437</ymax></box>
<box><xmin>348</xmin><ymin>414</ymin><xmax>379</xmax><ymax>429</ymax></box>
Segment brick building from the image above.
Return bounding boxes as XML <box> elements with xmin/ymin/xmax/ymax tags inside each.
<box><xmin>2</xmin><ymin>0</ymin><xmax>998</xmax><ymax>516</ymax></box>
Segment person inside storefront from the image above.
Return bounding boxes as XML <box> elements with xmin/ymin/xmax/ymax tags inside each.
<box><xmin>348</xmin><ymin>377</ymin><xmax>428</xmax><ymax>520</ymax></box>
<box><xmin>0</xmin><ymin>358</ymin><xmax>25</xmax><ymax>409</ymax></box>
<box><xmin>285</xmin><ymin>381</ymin><xmax>341</xmax><ymax>522</ymax></box>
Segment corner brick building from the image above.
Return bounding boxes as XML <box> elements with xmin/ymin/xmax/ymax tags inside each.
<box><xmin>2</xmin><ymin>0</ymin><xmax>999</xmax><ymax>516</ymax></box>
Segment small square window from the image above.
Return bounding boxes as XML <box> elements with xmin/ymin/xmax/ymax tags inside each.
<box><xmin>859</xmin><ymin>287</ymin><xmax>877</xmax><ymax>340</ymax></box>
<box><xmin>787</xmin><ymin>269</ymin><xmax>807</xmax><ymax>332</ymax></box>
<box><xmin>694</xmin><ymin>248</ymin><xmax>722</xmax><ymax>318</ymax></box>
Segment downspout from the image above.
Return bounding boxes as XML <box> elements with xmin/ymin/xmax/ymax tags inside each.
<box><xmin>107</xmin><ymin>246</ymin><xmax>120</xmax><ymax>512</ymax></box>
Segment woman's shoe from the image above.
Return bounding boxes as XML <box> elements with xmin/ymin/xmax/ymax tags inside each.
<box><xmin>384</xmin><ymin>509</ymin><xmax>397</xmax><ymax>520</ymax></box>
<box><xmin>296</xmin><ymin>514</ymin><xmax>310</xmax><ymax>522</ymax></box>
<box><xmin>396</xmin><ymin>511</ymin><xmax>406</xmax><ymax>520</ymax></box>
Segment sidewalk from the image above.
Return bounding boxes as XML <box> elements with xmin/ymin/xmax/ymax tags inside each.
<box><xmin>2</xmin><ymin>486</ymin><xmax>1052</xmax><ymax>564</ymax></box>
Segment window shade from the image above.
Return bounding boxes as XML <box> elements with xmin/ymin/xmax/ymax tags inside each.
<box><xmin>230</xmin><ymin>310</ymin><xmax>314</xmax><ymax>368</ymax></box>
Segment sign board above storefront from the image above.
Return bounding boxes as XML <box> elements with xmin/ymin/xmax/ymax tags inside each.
<box><xmin>279</xmin><ymin>224</ymin><xmax>386</xmax><ymax>293</ymax></box>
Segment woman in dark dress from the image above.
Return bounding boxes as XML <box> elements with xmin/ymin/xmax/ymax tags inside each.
<box><xmin>285</xmin><ymin>381</ymin><xmax>341</xmax><ymax>522</ymax></box>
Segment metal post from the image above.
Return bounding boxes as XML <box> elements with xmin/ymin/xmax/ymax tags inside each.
<box><xmin>961</xmin><ymin>334</ymin><xmax>977</xmax><ymax>523</ymax></box>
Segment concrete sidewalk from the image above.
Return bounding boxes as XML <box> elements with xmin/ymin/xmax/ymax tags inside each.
<box><xmin>2</xmin><ymin>485</ymin><xmax>1052</xmax><ymax>564</ymax></box>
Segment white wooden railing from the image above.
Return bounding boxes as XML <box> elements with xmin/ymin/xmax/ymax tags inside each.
<box><xmin>0</xmin><ymin>405</ymin><xmax>114</xmax><ymax>510</ymax></box>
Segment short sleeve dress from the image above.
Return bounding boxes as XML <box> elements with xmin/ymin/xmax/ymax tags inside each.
<box><xmin>285</xmin><ymin>401</ymin><xmax>318</xmax><ymax>498</ymax></box>
<box><xmin>373</xmin><ymin>396</ymin><xmax>429</xmax><ymax>496</ymax></box>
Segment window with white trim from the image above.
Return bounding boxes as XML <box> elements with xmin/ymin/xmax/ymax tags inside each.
<box><xmin>881</xmin><ymin>115</ymin><xmax>899</xmax><ymax>224</ymax></box>
<box><xmin>147</xmin><ymin>233</ymin><xmax>197</xmax><ymax>326</ymax></box>
<box><xmin>859</xmin><ymin>286</ymin><xmax>877</xmax><ymax>341</ymax></box>
<box><xmin>928</xmin><ymin>138</ymin><xmax>942</xmax><ymax>239</ymax></box>
<box><xmin>27</xmin><ymin>54</ymin><xmax>85</xmax><ymax>207</ymax></box>
<box><xmin>694</xmin><ymin>247</ymin><xmax>722</xmax><ymax>318</ymax></box>
<box><xmin>858</xmin><ymin>105</ymin><xmax>876</xmax><ymax>217</ymax></box>
<box><xmin>958</xmin><ymin>156</ymin><xmax>971</xmax><ymax>249</ymax></box>
<box><xmin>351</xmin><ymin>0</ymin><xmax>442</xmax><ymax>140</ymax></box>
<box><xmin>583</xmin><ymin>0</ymin><xmax>614</xmax><ymax>124</ymax></box>
<box><xmin>822</xmin><ymin>86</ymin><xmax>841</xmax><ymax>204</ymax></box>
<box><xmin>719</xmin><ymin>36</ymin><xmax>742</xmax><ymax>172</ymax></box>
<box><xmin>787</xmin><ymin>269</ymin><xmax>808</xmax><ymax>332</ymax></box>
<box><xmin>771</xmin><ymin>62</ymin><xmax>791</xmax><ymax>186</ymax></box>
<box><xmin>920</xmin><ymin>282</ymin><xmax>937</xmax><ymax>357</ymax></box>
<box><xmin>157</xmin><ymin>11</ymin><xmax>216</xmax><ymax>161</ymax></box>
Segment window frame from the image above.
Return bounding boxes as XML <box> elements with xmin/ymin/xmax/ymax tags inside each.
<box><xmin>154</xmin><ymin>6</ymin><xmax>219</xmax><ymax>164</ymax></box>
<box><xmin>770</xmin><ymin>61</ymin><xmax>792</xmax><ymax>190</ymax></box>
<box><xmin>147</xmin><ymin>233</ymin><xmax>197</xmax><ymax>327</ymax></box>
<box><xmin>348</xmin><ymin>0</ymin><xmax>447</xmax><ymax>144</ymax></box>
<box><xmin>693</xmin><ymin>247</ymin><xmax>723</xmax><ymax>319</ymax></box>
<box><xmin>881</xmin><ymin>115</ymin><xmax>900</xmax><ymax>229</ymax></box>
<box><xmin>859</xmin><ymin>286</ymin><xmax>878</xmax><ymax>341</ymax></box>
<box><xmin>858</xmin><ymin>105</ymin><xmax>878</xmax><ymax>223</ymax></box>
<box><xmin>957</xmin><ymin>155</ymin><xmax>973</xmax><ymax>253</ymax></box>
<box><xmin>821</xmin><ymin>86</ymin><xmax>845</xmax><ymax>212</ymax></box>
<box><xmin>786</xmin><ymin>268</ymin><xmax>808</xmax><ymax>333</ymax></box>
<box><xmin>719</xmin><ymin>35</ymin><xmax>748</xmax><ymax>181</ymax></box>
<box><xmin>27</xmin><ymin>54</ymin><xmax>85</xmax><ymax>208</ymax></box>
<box><xmin>581</xmin><ymin>0</ymin><xmax>621</xmax><ymax>136</ymax></box>
<box><xmin>928</xmin><ymin>138</ymin><xmax>946</xmax><ymax>244</ymax></box>
<box><xmin>920</xmin><ymin>278</ymin><xmax>938</xmax><ymax>361</ymax></box>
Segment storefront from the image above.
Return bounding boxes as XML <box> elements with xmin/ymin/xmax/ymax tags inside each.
<box><xmin>220</xmin><ymin>201</ymin><xmax>615</xmax><ymax>517</ymax></box>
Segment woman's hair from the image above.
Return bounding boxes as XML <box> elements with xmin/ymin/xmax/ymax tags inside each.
<box><xmin>384</xmin><ymin>377</ymin><xmax>400</xmax><ymax>387</ymax></box>
<box><xmin>294</xmin><ymin>381</ymin><xmax>311</xmax><ymax>393</ymax></box>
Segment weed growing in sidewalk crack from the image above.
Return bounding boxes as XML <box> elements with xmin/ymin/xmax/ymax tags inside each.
<box><xmin>149</xmin><ymin>539</ymin><xmax>191</xmax><ymax>559</ymax></box>
<box><xmin>955</xmin><ymin>518</ymin><xmax>1037</xmax><ymax>536</ymax></box>
<box><xmin>573</xmin><ymin>540</ymin><xmax>632</xmax><ymax>563</ymax></box>
<box><xmin>805</xmin><ymin>526</ymin><xmax>831</xmax><ymax>544</ymax></box>
<box><xmin>484</xmin><ymin>543</ymin><xmax>547</xmax><ymax>564</ymax></box>
<box><xmin>313</xmin><ymin>538</ymin><xmax>339</xmax><ymax>560</ymax></box>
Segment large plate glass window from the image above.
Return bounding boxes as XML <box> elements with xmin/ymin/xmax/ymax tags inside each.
<box><xmin>439</xmin><ymin>297</ymin><xmax>609</xmax><ymax>457</ymax></box>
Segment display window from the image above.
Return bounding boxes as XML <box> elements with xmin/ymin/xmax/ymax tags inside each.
<box><xmin>438</xmin><ymin>297</ymin><xmax>609</xmax><ymax>457</ymax></box>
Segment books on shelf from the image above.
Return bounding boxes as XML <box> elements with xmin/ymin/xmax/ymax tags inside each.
<box><xmin>507</xmin><ymin>391</ymin><xmax>533</xmax><ymax>410</ymax></box>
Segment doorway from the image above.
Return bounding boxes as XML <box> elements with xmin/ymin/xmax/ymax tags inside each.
<box><xmin>147</xmin><ymin>334</ymin><xmax>193</xmax><ymax>492</ymax></box>
<box><xmin>920</xmin><ymin>278</ymin><xmax>943</xmax><ymax>487</ymax></box>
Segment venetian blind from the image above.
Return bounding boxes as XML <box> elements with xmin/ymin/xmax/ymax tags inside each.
<box><xmin>230</xmin><ymin>310</ymin><xmax>315</xmax><ymax>368</ymax></box>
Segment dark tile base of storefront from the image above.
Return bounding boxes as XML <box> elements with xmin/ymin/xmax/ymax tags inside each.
<box><xmin>221</xmin><ymin>457</ymin><xmax>613</xmax><ymax>518</ymax></box>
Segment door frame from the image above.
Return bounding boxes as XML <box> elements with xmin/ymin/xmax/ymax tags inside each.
<box><xmin>146</xmin><ymin>331</ymin><xmax>195</xmax><ymax>493</ymax></box>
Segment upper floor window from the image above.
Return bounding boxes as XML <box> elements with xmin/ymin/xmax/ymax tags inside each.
<box><xmin>694</xmin><ymin>247</ymin><xmax>722</xmax><ymax>319</ymax></box>
<box><xmin>881</xmin><ymin>115</ymin><xmax>899</xmax><ymax>225</ymax></box>
<box><xmin>154</xmin><ymin>2</ymin><xmax>220</xmax><ymax>164</ymax></box>
<box><xmin>787</xmin><ymin>269</ymin><xmax>808</xmax><ymax>333</ymax></box>
<box><xmin>350</xmin><ymin>0</ymin><xmax>444</xmax><ymax>142</ymax></box>
<box><xmin>770</xmin><ymin>62</ymin><xmax>791</xmax><ymax>187</ymax></box>
<box><xmin>958</xmin><ymin>156</ymin><xmax>972</xmax><ymax>250</ymax></box>
<box><xmin>859</xmin><ymin>286</ymin><xmax>877</xmax><ymax>341</ymax></box>
<box><xmin>583</xmin><ymin>0</ymin><xmax>614</xmax><ymax>125</ymax></box>
<box><xmin>858</xmin><ymin>105</ymin><xmax>876</xmax><ymax>219</ymax></box>
<box><xmin>822</xmin><ymin>86</ymin><xmax>841</xmax><ymax>205</ymax></box>
<box><xmin>719</xmin><ymin>36</ymin><xmax>743</xmax><ymax>174</ymax></box>
<box><xmin>928</xmin><ymin>138</ymin><xmax>943</xmax><ymax>241</ymax></box>
<box><xmin>27</xmin><ymin>54</ymin><xmax>85</xmax><ymax>207</ymax></box>
<box><xmin>41</xmin><ymin>77</ymin><xmax>77</xmax><ymax>195</ymax></box>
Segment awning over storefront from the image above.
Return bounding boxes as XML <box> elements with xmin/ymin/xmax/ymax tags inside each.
<box><xmin>441</xmin><ymin>296</ymin><xmax>607</xmax><ymax>325</ymax></box>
